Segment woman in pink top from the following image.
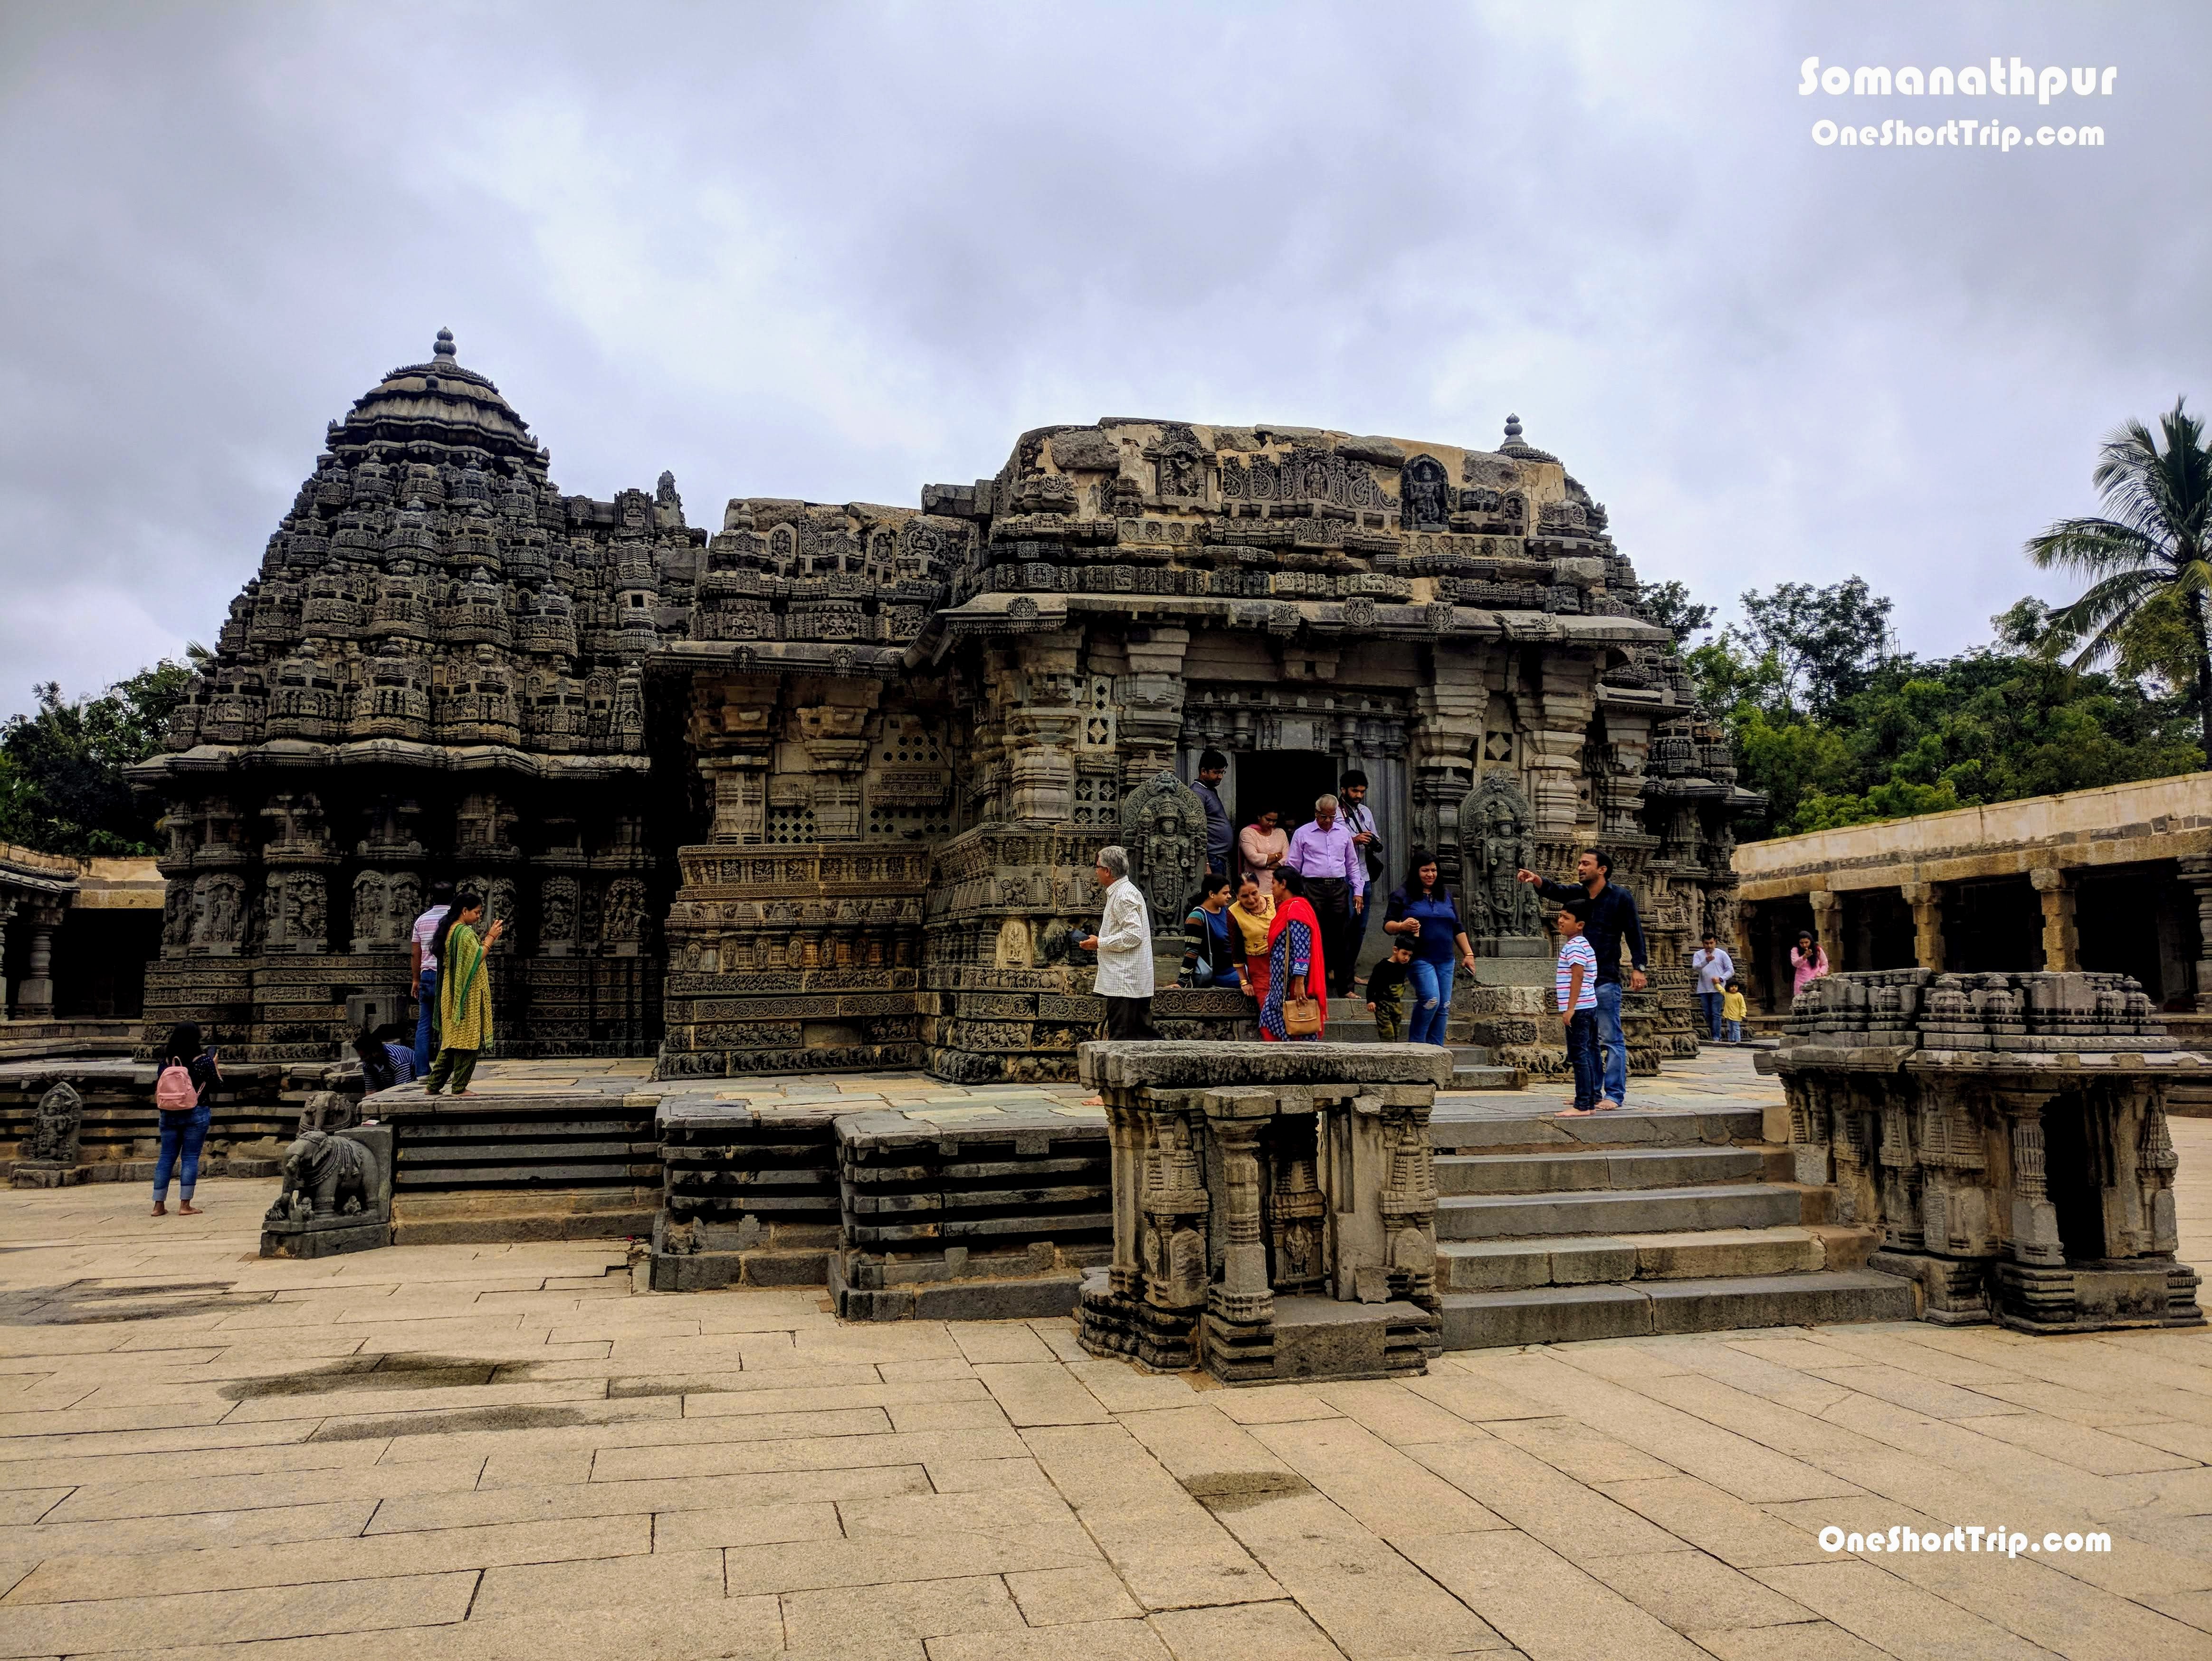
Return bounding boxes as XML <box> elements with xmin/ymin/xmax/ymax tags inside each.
<box><xmin>1238</xmin><ymin>809</ymin><xmax>1288</xmax><ymax>895</ymax></box>
<box><xmin>1790</xmin><ymin>930</ymin><xmax>1829</xmax><ymax>1001</ymax></box>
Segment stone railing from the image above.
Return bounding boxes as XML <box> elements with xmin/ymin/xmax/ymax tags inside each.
<box><xmin>1760</xmin><ymin>969</ymin><xmax>2204</xmax><ymax>1332</ymax></box>
<box><xmin>1075</xmin><ymin>1041</ymin><xmax>1450</xmax><ymax>1384</ymax></box>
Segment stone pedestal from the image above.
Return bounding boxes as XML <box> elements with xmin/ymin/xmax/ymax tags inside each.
<box><xmin>1766</xmin><ymin>969</ymin><xmax>2205</xmax><ymax>1334</ymax></box>
<box><xmin>1075</xmin><ymin>1041</ymin><xmax>1449</xmax><ymax>1384</ymax></box>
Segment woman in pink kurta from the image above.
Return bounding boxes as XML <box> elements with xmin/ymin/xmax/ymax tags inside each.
<box><xmin>1790</xmin><ymin>931</ymin><xmax>1829</xmax><ymax>1000</ymax></box>
<box><xmin>1239</xmin><ymin>810</ymin><xmax>1289</xmax><ymax>895</ymax></box>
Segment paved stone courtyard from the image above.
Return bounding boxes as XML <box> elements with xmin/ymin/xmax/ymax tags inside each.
<box><xmin>1</xmin><ymin>1055</ymin><xmax>2209</xmax><ymax>1661</ymax></box>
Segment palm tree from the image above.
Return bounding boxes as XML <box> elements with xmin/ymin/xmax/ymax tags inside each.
<box><xmin>2027</xmin><ymin>398</ymin><xmax>2212</xmax><ymax>764</ymax></box>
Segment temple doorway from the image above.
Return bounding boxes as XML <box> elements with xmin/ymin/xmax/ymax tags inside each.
<box><xmin>1232</xmin><ymin>751</ymin><xmax>1342</xmax><ymax>842</ymax></box>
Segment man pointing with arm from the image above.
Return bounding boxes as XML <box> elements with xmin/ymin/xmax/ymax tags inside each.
<box><xmin>1518</xmin><ymin>849</ymin><xmax>1646</xmax><ymax>1111</ymax></box>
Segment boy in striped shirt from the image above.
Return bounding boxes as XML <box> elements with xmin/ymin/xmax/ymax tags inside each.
<box><xmin>1553</xmin><ymin>899</ymin><xmax>1604</xmax><ymax>1116</ymax></box>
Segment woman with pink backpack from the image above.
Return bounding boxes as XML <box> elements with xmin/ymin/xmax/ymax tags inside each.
<box><xmin>151</xmin><ymin>1023</ymin><xmax>221</xmax><ymax>1217</ymax></box>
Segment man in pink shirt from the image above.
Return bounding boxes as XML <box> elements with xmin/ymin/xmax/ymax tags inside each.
<box><xmin>1285</xmin><ymin>794</ymin><xmax>1364</xmax><ymax>999</ymax></box>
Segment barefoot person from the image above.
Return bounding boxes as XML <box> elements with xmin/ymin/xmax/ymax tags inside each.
<box><xmin>150</xmin><ymin>1022</ymin><xmax>220</xmax><ymax>1216</ymax></box>
<box><xmin>424</xmin><ymin>890</ymin><xmax>503</xmax><ymax>1097</ymax></box>
<box><xmin>1517</xmin><ymin>850</ymin><xmax>1646</xmax><ymax>1111</ymax></box>
<box><xmin>1551</xmin><ymin>901</ymin><xmax>1603</xmax><ymax>1117</ymax></box>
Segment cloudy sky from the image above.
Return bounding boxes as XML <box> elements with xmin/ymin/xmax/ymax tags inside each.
<box><xmin>2</xmin><ymin>0</ymin><xmax>2206</xmax><ymax>717</ymax></box>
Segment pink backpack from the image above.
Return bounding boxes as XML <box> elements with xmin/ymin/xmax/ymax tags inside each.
<box><xmin>154</xmin><ymin>1063</ymin><xmax>199</xmax><ymax>1112</ymax></box>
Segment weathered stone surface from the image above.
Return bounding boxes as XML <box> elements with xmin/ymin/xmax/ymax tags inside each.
<box><xmin>139</xmin><ymin>353</ymin><xmax>1755</xmax><ymax>1087</ymax></box>
<box><xmin>1770</xmin><ymin>969</ymin><xmax>2205</xmax><ymax>1333</ymax></box>
<box><xmin>1077</xmin><ymin>1045</ymin><xmax>1442</xmax><ymax>1383</ymax></box>
<box><xmin>1077</xmin><ymin>1041</ymin><xmax>1451</xmax><ymax>1090</ymax></box>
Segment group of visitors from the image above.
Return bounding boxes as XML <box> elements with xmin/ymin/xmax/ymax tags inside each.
<box><xmin>400</xmin><ymin>880</ymin><xmax>503</xmax><ymax>1096</ymax></box>
<box><xmin>1690</xmin><ymin>931</ymin><xmax>1749</xmax><ymax>1045</ymax></box>
<box><xmin>1192</xmin><ymin>750</ymin><xmax>1383</xmax><ymax>1001</ymax></box>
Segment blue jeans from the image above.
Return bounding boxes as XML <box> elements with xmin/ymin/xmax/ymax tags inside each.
<box><xmin>1594</xmin><ymin>981</ymin><xmax>1628</xmax><ymax>1104</ymax></box>
<box><xmin>1407</xmin><ymin>958</ymin><xmax>1455</xmax><ymax>1046</ymax></box>
<box><xmin>1723</xmin><ymin>1020</ymin><xmax>1742</xmax><ymax>1043</ymax></box>
<box><xmin>1699</xmin><ymin>990</ymin><xmax>1726</xmax><ymax>1041</ymax></box>
<box><xmin>1565</xmin><ymin>1008</ymin><xmax>1602</xmax><ymax>1108</ymax></box>
<box><xmin>153</xmin><ymin>1106</ymin><xmax>212</xmax><ymax>1203</ymax></box>
<box><xmin>414</xmin><ymin>966</ymin><xmax>439</xmax><ymax>1074</ymax></box>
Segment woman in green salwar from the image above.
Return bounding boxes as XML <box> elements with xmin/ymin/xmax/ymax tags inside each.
<box><xmin>424</xmin><ymin>890</ymin><xmax>504</xmax><ymax>1096</ymax></box>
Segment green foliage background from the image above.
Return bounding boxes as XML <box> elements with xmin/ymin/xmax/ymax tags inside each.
<box><xmin>0</xmin><ymin>663</ymin><xmax>195</xmax><ymax>857</ymax></box>
<box><xmin>1685</xmin><ymin>583</ymin><xmax>2202</xmax><ymax>841</ymax></box>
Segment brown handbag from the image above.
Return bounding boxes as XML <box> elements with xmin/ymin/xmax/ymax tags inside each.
<box><xmin>1282</xmin><ymin>994</ymin><xmax>1324</xmax><ymax>1036</ymax></box>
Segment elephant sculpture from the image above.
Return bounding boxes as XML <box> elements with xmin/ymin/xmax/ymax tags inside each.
<box><xmin>265</xmin><ymin>1129</ymin><xmax>374</xmax><ymax>1224</ymax></box>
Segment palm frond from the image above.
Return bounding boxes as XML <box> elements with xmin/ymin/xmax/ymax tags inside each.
<box><xmin>2025</xmin><ymin>515</ymin><xmax>2167</xmax><ymax>575</ymax></box>
<box><xmin>2045</xmin><ymin>570</ymin><xmax>2167</xmax><ymax>667</ymax></box>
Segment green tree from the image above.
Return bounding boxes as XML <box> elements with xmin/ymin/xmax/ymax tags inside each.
<box><xmin>1730</xmin><ymin>576</ymin><xmax>1896</xmax><ymax>715</ymax></box>
<box><xmin>0</xmin><ymin>659</ymin><xmax>196</xmax><ymax>856</ymax></box>
<box><xmin>2025</xmin><ymin>398</ymin><xmax>2212</xmax><ymax>764</ymax></box>
<box><xmin>1637</xmin><ymin>579</ymin><xmax>1716</xmax><ymax>644</ymax></box>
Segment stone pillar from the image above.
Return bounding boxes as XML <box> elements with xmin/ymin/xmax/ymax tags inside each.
<box><xmin>2006</xmin><ymin>1101</ymin><xmax>2064</xmax><ymax>1267</ymax></box>
<box><xmin>1900</xmin><ymin>881</ymin><xmax>1946</xmax><ymax>971</ymax></box>
<box><xmin>2031</xmin><ymin>867</ymin><xmax>2078</xmax><ymax>973</ymax></box>
<box><xmin>0</xmin><ymin>897</ymin><xmax>12</xmax><ymax>1017</ymax></box>
<box><xmin>13</xmin><ymin>902</ymin><xmax>61</xmax><ymax>1020</ymax></box>
<box><xmin>2178</xmin><ymin>856</ymin><xmax>2212</xmax><ymax>1012</ymax></box>
<box><xmin>1407</xmin><ymin>645</ymin><xmax>1487</xmax><ymax>880</ymax></box>
<box><xmin>1809</xmin><ymin>888</ymin><xmax>1843</xmax><ymax>975</ymax></box>
<box><xmin>1118</xmin><ymin>627</ymin><xmax>1190</xmax><ymax>783</ymax></box>
<box><xmin>1204</xmin><ymin>1093</ymin><xmax>1275</xmax><ymax>1327</ymax></box>
<box><xmin>1528</xmin><ymin>654</ymin><xmax>1598</xmax><ymax>836</ymax></box>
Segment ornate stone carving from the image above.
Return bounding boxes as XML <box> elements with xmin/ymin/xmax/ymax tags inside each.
<box><xmin>1457</xmin><ymin>772</ymin><xmax>1543</xmax><ymax>940</ymax></box>
<box><xmin>1118</xmin><ymin>771</ymin><xmax>1206</xmax><ymax>942</ymax></box>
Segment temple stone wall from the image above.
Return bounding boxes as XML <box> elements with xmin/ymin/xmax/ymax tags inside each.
<box><xmin>139</xmin><ymin>342</ymin><xmax>1760</xmax><ymax>1079</ymax></box>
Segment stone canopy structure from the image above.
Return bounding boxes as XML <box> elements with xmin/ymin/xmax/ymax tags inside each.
<box><xmin>134</xmin><ymin>336</ymin><xmax>1760</xmax><ymax>1081</ymax></box>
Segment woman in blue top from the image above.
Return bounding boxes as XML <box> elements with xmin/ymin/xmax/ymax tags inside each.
<box><xmin>1382</xmin><ymin>849</ymin><xmax>1478</xmax><ymax>1047</ymax></box>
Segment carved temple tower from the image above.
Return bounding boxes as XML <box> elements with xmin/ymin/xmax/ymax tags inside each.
<box><xmin>132</xmin><ymin>333</ymin><xmax>703</xmax><ymax>1058</ymax></box>
<box><xmin>139</xmin><ymin>339</ymin><xmax>1760</xmax><ymax>1078</ymax></box>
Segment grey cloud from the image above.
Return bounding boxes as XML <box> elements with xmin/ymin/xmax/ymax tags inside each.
<box><xmin>1</xmin><ymin>0</ymin><xmax>2206</xmax><ymax>717</ymax></box>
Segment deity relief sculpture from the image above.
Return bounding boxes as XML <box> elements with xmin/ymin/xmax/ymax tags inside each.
<box><xmin>25</xmin><ymin>1081</ymin><xmax>84</xmax><ymax>1166</ymax></box>
<box><xmin>1118</xmin><ymin>770</ymin><xmax>1207</xmax><ymax>943</ymax></box>
<box><xmin>1457</xmin><ymin>772</ymin><xmax>1543</xmax><ymax>940</ymax></box>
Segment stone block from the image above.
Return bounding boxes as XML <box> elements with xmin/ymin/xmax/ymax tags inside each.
<box><xmin>1440</xmin><ymin>1284</ymin><xmax>1653</xmax><ymax>1348</ymax></box>
<box><xmin>1077</xmin><ymin>1040</ymin><xmax>1450</xmax><ymax>1089</ymax></box>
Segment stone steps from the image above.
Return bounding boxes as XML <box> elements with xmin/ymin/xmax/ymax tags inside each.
<box><xmin>1430</xmin><ymin>1107</ymin><xmax>1771</xmax><ymax>1154</ymax></box>
<box><xmin>1438</xmin><ymin>1270</ymin><xmax>1916</xmax><ymax>1349</ymax></box>
<box><xmin>1318</xmin><ymin>1014</ymin><xmax>1523</xmax><ymax>1090</ymax></box>
<box><xmin>1437</xmin><ymin>1181</ymin><xmax>1812</xmax><ymax>1240</ymax></box>
<box><xmin>1436</xmin><ymin>1145</ymin><xmax>1777</xmax><ymax>1196</ymax></box>
<box><xmin>1427</xmin><ymin>1102</ymin><xmax>1911</xmax><ymax>1349</ymax></box>
<box><xmin>1438</xmin><ymin>1225</ymin><xmax>1847</xmax><ymax>1290</ymax></box>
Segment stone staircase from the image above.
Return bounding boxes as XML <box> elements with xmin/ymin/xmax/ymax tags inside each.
<box><xmin>1431</xmin><ymin>1102</ymin><xmax>1915</xmax><ymax>1348</ymax></box>
<box><xmin>1322</xmin><ymin>996</ymin><xmax>1524</xmax><ymax>1089</ymax></box>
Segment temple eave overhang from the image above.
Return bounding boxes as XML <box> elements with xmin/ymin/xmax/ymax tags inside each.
<box><xmin>125</xmin><ymin>740</ymin><xmax>653</xmax><ymax>788</ymax></box>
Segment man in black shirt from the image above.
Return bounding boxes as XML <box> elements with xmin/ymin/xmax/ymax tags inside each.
<box><xmin>1194</xmin><ymin>750</ymin><xmax>1233</xmax><ymax>877</ymax></box>
<box><xmin>1517</xmin><ymin>850</ymin><xmax>1646</xmax><ymax>1109</ymax></box>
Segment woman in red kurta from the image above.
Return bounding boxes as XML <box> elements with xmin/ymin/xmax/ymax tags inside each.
<box><xmin>1261</xmin><ymin>866</ymin><xmax>1326</xmax><ymax>1042</ymax></box>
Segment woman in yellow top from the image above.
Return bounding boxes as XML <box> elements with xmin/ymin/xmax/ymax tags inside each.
<box><xmin>1226</xmin><ymin>874</ymin><xmax>1276</xmax><ymax>1005</ymax></box>
<box><xmin>425</xmin><ymin>890</ymin><xmax>504</xmax><ymax>1096</ymax></box>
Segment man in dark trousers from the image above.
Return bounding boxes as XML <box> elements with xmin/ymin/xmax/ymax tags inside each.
<box><xmin>1193</xmin><ymin>750</ymin><xmax>1233</xmax><ymax>878</ymax></box>
<box><xmin>1517</xmin><ymin>850</ymin><xmax>1647</xmax><ymax>1109</ymax></box>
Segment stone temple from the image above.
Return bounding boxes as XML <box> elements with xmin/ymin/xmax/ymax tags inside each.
<box><xmin>133</xmin><ymin>333</ymin><xmax>1759</xmax><ymax>1081</ymax></box>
